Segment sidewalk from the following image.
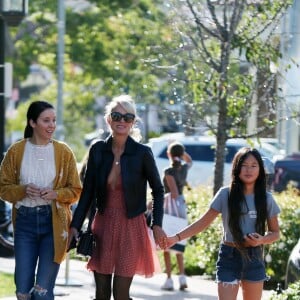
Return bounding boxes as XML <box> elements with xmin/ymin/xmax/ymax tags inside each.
<box><xmin>0</xmin><ymin>256</ymin><xmax>273</xmax><ymax>299</ymax></box>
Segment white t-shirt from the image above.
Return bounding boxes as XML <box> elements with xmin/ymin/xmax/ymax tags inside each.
<box><xmin>210</xmin><ymin>186</ymin><xmax>280</xmax><ymax>243</ymax></box>
<box><xmin>17</xmin><ymin>140</ymin><xmax>56</xmax><ymax>208</ymax></box>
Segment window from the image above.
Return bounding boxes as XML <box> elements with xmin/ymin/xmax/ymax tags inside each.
<box><xmin>158</xmin><ymin>143</ymin><xmax>241</xmax><ymax>163</ymax></box>
<box><xmin>158</xmin><ymin>144</ymin><xmax>215</xmax><ymax>162</ymax></box>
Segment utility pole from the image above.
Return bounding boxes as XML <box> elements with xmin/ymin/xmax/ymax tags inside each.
<box><xmin>279</xmin><ymin>0</ymin><xmax>300</xmax><ymax>154</ymax></box>
<box><xmin>0</xmin><ymin>18</ymin><xmax>5</xmax><ymax>163</ymax></box>
<box><xmin>0</xmin><ymin>0</ymin><xmax>28</xmax><ymax>162</ymax></box>
<box><xmin>56</xmin><ymin>0</ymin><xmax>65</xmax><ymax>141</ymax></box>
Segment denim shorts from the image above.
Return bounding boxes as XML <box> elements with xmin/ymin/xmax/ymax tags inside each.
<box><xmin>216</xmin><ymin>243</ymin><xmax>269</xmax><ymax>283</ymax></box>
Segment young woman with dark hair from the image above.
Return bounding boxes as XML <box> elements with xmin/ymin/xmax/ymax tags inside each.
<box><xmin>0</xmin><ymin>100</ymin><xmax>82</xmax><ymax>300</ymax></box>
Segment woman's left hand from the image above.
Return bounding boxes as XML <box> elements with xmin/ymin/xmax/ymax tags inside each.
<box><xmin>40</xmin><ymin>188</ymin><xmax>58</xmax><ymax>200</ymax></box>
<box><xmin>166</xmin><ymin>235</ymin><xmax>177</xmax><ymax>248</ymax></box>
<box><xmin>152</xmin><ymin>225</ymin><xmax>168</xmax><ymax>250</ymax></box>
<box><xmin>244</xmin><ymin>232</ymin><xmax>263</xmax><ymax>247</ymax></box>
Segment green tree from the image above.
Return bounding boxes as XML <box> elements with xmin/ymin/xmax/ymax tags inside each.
<box><xmin>151</xmin><ymin>0</ymin><xmax>293</xmax><ymax>193</ymax></box>
<box><xmin>5</xmin><ymin>0</ymin><xmax>172</xmax><ymax>159</ymax></box>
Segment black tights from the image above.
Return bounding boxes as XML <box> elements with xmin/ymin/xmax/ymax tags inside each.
<box><xmin>93</xmin><ymin>272</ymin><xmax>133</xmax><ymax>300</ymax></box>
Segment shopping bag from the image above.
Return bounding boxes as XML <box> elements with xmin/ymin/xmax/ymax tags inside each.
<box><xmin>162</xmin><ymin>193</ymin><xmax>188</xmax><ymax>252</ymax></box>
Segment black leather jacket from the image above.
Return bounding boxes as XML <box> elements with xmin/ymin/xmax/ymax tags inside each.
<box><xmin>70</xmin><ymin>135</ymin><xmax>164</xmax><ymax>230</ymax></box>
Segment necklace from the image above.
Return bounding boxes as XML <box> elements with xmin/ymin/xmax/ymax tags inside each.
<box><xmin>112</xmin><ymin>142</ymin><xmax>124</xmax><ymax>166</ymax></box>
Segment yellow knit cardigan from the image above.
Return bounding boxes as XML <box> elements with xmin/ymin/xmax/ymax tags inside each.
<box><xmin>0</xmin><ymin>139</ymin><xmax>82</xmax><ymax>263</ymax></box>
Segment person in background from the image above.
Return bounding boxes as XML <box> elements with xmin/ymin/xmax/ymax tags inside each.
<box><xmin>68</xmin><ymin>95</ymin><xmax>166</xmax><ymax>300</ymax></box>
<box><xmin>161</xmin><ymin>141</ymin><xmax>192</xmax><ymax>291</ymax></box>
<box><xmin>165</xmin><ymin>147</ymin><xmax>280</xmax><ymax>300</ymax></box>
<box><xmin>0</xmin><ymin>101</ymin><xmax>82</xmax><ymax>300</ymax></box>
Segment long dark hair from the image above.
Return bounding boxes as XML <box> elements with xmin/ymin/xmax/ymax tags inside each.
<box><xmin>228</xmin><ymin>147</ymin><xmax>267</xmax><ymax>246</ymax></box>
<box><xmin>24</xmin><ymin>101</ymin><xmax>54</xmax><ymax>138</ymax></box>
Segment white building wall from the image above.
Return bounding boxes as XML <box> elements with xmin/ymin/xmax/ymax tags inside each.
<box><xmin>278</xmin><ymin>0</ymin><xmax>300</xmax><ymax>154</ymax></box>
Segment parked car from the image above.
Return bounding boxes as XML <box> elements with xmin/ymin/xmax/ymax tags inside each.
<box><xmin>0</xmin><ymin>199</ymin><xmax>14</xmax><ymax>257</ymax></box>
<box><xmin>257</xmin><ymin>138</ymin><xmax>286</xmax><ymax>156</ymax></box>
<box><xmin>273</xmin><ymin>153</ymin><xmax>300</xmax><ymax>192</ymax></box>
<box><xmin>285</xmin><ymin>238</ymin><xmax>300</xmax><ymax>288</ymax></box>
<box><xmin>147</xmin><ymin>135</ymin><xmax>281</xmax><ymax>187</ymax></box>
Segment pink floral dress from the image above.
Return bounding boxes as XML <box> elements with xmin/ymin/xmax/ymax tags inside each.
<box><xmin>87</xmin><ymin>176</ymin><xmax>160</xmax><ymax>277</ymax></box>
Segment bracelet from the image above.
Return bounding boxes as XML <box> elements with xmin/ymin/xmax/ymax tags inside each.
<box><xmin>176</xmin><ymin>233</ymin><xmax>181</xmax><ymax>242</ymax></box>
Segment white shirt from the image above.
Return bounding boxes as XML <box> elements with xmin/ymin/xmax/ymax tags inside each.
<box><xmin>17</xmin><ymin>140</ymin><xmax>56</xmax><ymax>208</ymax></box>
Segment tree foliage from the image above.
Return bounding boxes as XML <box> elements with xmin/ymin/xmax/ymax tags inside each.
<box><xmin>5</xmin><ymin>0</ymin><xmax>171</xmax><ymax>159</ymax></box>
<box><xmin>148</xmin><ymin>0</ymin><xmax>293</xmax><ymax>193</ymax></box>
<box><xmin>5</xmin><ymin>0</ymin><xmax>295</xmax><ymax>183</ymax></box>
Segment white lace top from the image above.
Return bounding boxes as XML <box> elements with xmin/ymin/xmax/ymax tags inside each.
<box><xmin>17</xmin><ymin>140</ymin><xmax>56</xmax><ymax>208</ymax></box>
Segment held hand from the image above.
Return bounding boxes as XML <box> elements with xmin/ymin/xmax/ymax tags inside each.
<box><xmin>152</xmin><ymin>225</ymin><xmax>168</xmax><ymax>250</ymax></box>
<box><xmin>244</xmin><ymin>232</ymin><xmax>263</xmax><ymax>247</ymax></box>
<box><xmin>166</xmin><ymin>235</ymin><xmax>178</xmax><ymax>248</ymax></box>
<box><xmin>25</xmin><ymin>183</ymin><xmax>41</xmax><ymax>199</ymax></box>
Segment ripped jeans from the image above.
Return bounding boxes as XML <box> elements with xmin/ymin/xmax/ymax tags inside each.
<box><xmin>14</xmin><ymin>205</ymin><xmax>60</xmax><ymax>300</ymax></box>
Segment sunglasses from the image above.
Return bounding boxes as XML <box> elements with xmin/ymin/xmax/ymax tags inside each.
<box><xmin>110</xmin><ymin>111</ymin><xmax>135</xmax><ymax>123</ymax></box>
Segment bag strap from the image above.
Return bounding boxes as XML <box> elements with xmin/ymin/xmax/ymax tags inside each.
<box><xmin>86</xmin><ymin>204</ymin><xmax>96</xmax><ymax>232</ymax></box>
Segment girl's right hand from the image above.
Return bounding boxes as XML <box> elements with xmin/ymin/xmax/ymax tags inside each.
<box><xmin>25</xmin><ymin>183</ymin><xmax>41</xmax><ymax>199</ymax></box>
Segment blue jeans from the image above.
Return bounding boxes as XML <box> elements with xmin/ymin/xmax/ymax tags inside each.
<box><xmin>216</xmin><ymin>243</ymin><xmax>268</xmax><ymax>283</ymax></box>
<box><xmin>14</xmin><ymin>205</ymin><xmax>60</xmax><ymax>300</ymax></box>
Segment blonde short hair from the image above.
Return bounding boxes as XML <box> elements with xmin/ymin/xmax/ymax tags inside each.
<box><xmin>104</xmin><ymin>95</ymin><xmax>142</xmax><ymax>142</ymax></box>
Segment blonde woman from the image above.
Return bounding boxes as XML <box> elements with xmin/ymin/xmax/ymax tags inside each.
<box><xmin>69</xmin><ymin>95</ymin><xmax>166</xmax><ymax>300</ymax></box>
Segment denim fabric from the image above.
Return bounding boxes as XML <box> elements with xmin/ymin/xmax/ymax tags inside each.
<box><xmin>14</xmin><ymin>205</ymin><xmax>60</xmax><ymax>300</ymax></box>
<box><xmin>216</xmin><ymin>243</ymin><xmax>268</xmax><ymax>283</ymax></box>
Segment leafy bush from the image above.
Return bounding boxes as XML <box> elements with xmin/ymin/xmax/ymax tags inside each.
<box><xmin>184</xmin><ymin>187</ymin><xmax>220</xmax><ymax>277</ymax></box>
<box><xmin>268</xmin><ymin>280</ymin><xmax>300</xmax><ymax>299</ymax></box>
<box><xmin>264</xmin><ymin>189</ymin><xmax>300</xmax><ymax>283</ymax></box>
<box><xmin>0</xmin><ymin>272</ymin><xmax>14</xmax><ymax>297</ymax></box>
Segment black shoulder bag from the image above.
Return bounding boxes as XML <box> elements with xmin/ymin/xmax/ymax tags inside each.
<box><xmin>76</xmin><ymin>209</ymin><xmax>96</xmax><ymax>257</ymax></box>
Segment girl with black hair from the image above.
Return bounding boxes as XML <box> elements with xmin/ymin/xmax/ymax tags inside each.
<box><xmin>166</xmin><ymin>147</ymin><xmax>280</xmax><ymax>300</ymax></box>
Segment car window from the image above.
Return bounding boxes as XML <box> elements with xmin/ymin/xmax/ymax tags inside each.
<box><xmin>158</xmin><ymin>144</ymin><xmax>240</xmax><ymax>163</ymax></box>
<box><xmin>186</xmin><ymin>145</ymin><xmax>215</xmax><ymax>161</ymax></box>
<box><xmin>158</xmin><ymin>144</ymin><xmax>216</xmax><ymax>161</ymax></box>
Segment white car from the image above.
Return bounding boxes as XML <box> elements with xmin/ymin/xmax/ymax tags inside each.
<box><xmin>147</xmin><ymin>135</ymin><xmax>282</xmax><ymax>188</ymax></box>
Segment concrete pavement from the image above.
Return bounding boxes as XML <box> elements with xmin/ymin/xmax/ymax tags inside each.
<box><xmin>0</xmin><ymin>256</ymin><xmax>273</xmax><ymax>299</ymax></box>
